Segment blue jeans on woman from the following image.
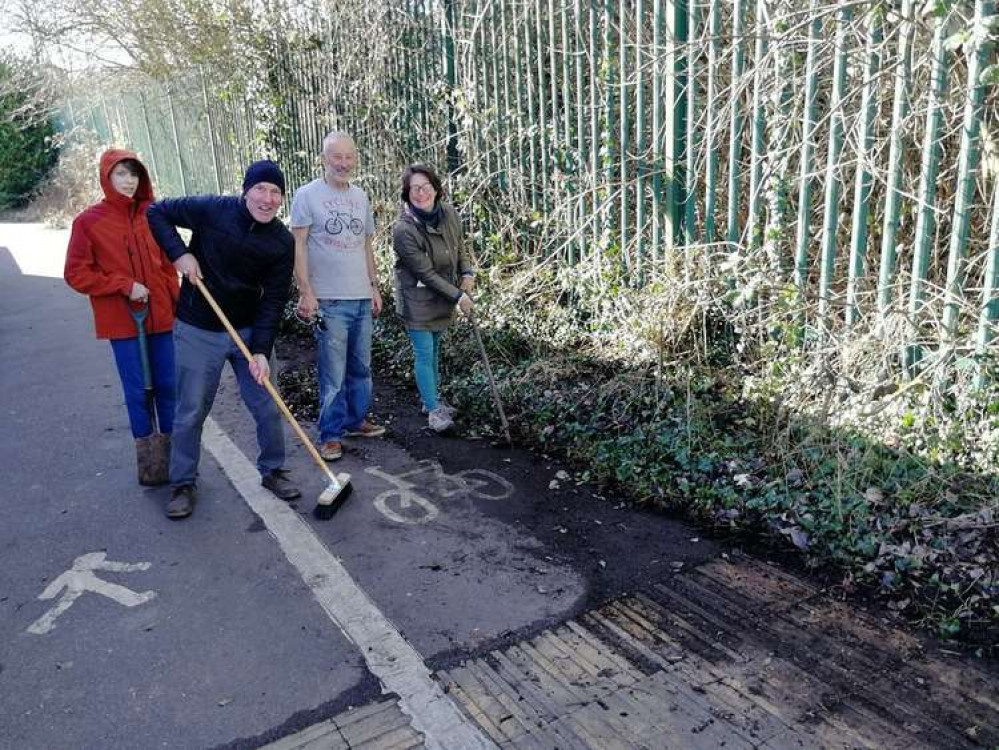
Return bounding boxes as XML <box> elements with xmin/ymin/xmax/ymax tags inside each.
<box><xmin>110</xmin><ymin>332</ymin><xmax>176</xmax><ymax>438</ymax></box>
<box><xmin>170</xmin><ymin>320</ymin><xmax>285</xmax><ymax>486</ymax></box>
<box><xmin>316</xmin><ymin>299</ymin><xmax>373</xmax><ymax>444</ymax></box>
<box><xmin>407</xmin><ymin>329</ymin><xmax>443</xmax><ymax>412</ymax></box>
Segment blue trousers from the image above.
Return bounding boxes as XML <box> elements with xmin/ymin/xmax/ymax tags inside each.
<box><xmin>407</xmin><ymin>329</ymin><xmax>443</xmax><ymax>411</ymax></box>
<box><xmin>170</xmin><ymin>320</ymin><xmax>285</xmax><ymax>486</ymax></box>
<box><xmin>316</xmin><ymin>299</ymin><xmax>373</xmax><ymax>443</ymax></box>
<box><xmin>110</xmin><ymin>332</ymin><xmax>176</xmax><ymax>438</ymax></box>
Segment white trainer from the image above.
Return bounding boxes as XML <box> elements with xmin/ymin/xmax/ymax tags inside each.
<box><xmin>428</xmin><ymin>407</ymin><xmax>454</xmax><ymax>433</ymax></box>
<box><xmin>422</xmin><ymin>399</ymin><xmax>457</xmax><ymax>417</ymax></box>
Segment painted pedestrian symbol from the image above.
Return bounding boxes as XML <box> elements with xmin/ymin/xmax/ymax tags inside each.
<box><xmin>27</xmin><ymin>552</ymin><xmax>156</xmax><ymax>635</ymax></box>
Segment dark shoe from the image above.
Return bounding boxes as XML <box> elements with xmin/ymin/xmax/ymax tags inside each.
<box><xmin>166</xmin><ymin>485</ymin><xmax>196</xmax><ymax>519</ymax></box>
<box><xmin>262</xmin><ymin>469</ymin><xmax>302</xmax><ymax>501</ymax></box>
<box><xmin>344</xmin><ymin>420</ymin><xmax>386</xmax><ymax>438</ymax></box>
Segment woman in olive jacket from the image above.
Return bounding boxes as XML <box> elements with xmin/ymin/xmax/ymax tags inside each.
<box><xmin>391</xmin><ymin>164</ymin><xmax>474</xmax><ymax>432</ymax></box>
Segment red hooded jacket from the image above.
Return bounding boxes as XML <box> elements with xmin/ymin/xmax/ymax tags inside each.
<box><xmin>64</xmin><ymin>149</ymin><xmax>179</xmax><ymax>339</ymax></box>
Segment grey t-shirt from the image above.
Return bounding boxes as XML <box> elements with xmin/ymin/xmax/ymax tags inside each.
<box><xmin>289</xmin><ymin>179</ymin><xmax>376</xmax><ymax>300</ymax></box>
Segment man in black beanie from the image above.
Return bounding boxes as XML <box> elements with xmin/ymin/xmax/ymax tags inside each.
<box><xmin>147</xmin><ymin>160</ymin><xmax>300</xmax><ymax>519</ymax></box>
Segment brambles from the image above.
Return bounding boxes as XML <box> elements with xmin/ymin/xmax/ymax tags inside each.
<box><xmin>359</xmin><ymin>251</ymin><xmax>999</xmax><ymax>649</ymax></box>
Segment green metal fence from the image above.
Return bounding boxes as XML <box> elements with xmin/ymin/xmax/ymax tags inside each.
<box><xmin>60</xmin><ymin>0</ymin><xmax>999</xmax><ymax>378</ymax></box>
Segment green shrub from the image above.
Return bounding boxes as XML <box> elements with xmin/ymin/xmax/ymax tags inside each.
<box><xmin>0</xmin><ymin>58</ymin><xmax>58</xmax><ymax>209</ymax></box>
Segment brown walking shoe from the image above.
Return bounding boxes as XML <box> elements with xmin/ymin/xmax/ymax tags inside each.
<box><xmin>319</xmin><ymin>441</ymin><xmax>343</xmax><ymax>461</ymax></box>
<box><xmin>344</xmin><ymin>420</ymin><xmax>386</xmax><ymax>438</ymax></box>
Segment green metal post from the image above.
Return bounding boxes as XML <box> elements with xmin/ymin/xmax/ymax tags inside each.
<box><xmin>603</xmin><ymin>0</ymin><xmax>617</xmax><ymax>240</ymax></box>
<box><xmin>665</xmin><ymin>0</ymin><xmax>689</xmax><ymax>251</ymax></box>
<box><xmin>684</xmin><ymin>0</ymin><xmax>700</xmax><ymax>249</ymax></box>
<box><xmin>511</xmin><ymin>2</ymin><xmax>533</xmax><ymax>208</ymax></box>
<box><xmin>975</xmin><ymin>179</ymin><xmax>999</xmax><ymax>387</ymax></box>
<box><xmin>725</xmin><ymin>0</ymin><xmax>746</xmax><ymax>248</ymax></box>
<box><xmin>521</xmin><ymin>4</ymin><xmax>540</xmax><ymax>210</ymax></box>
<box><xmin>534</xmin><ymin>0</ymin><xmax>551</xmax><ymax>207</ymax></box>
<box><xmin>138</xmin><ymin>92</ymin><xmax>160</xmax><ymax>189</ymax></box>
<box><xmin>167</xmin><ymin>86</ymin><xmax>190</xmax><ymax>195</ymax></box>
<box><xmin>471</xmin><ymin>15</ymin><xmax>487</xmax><ymax>180</ymax></box>
<box><xmin>65</xmin><ymin>98</ymin><xmax>77</xmax><ymax>132</ymax></box>
<box><xmin>488</xmin><ymin>4</ymin><xmax>506</xmax><ymax>188</ymax></box>
<box><xmin>416</xmin><ymin>0</ymin><xmax>430</xmax><ymax>145</ymax></box>
<box><xmin>500</xmin><ymin>0</ymin><xmax>517</xmax><ymax>194</ymax></box>
<box><xmin>905</xmin><ymin>16</ymin><xmax>948</xmax><ymax>371</ymax></box>
<box><xmin>877</xmin><ymin>0</ymin><xmax>915</xmax><ymax>316</ymax></box>
<box><xmin>116</xmin><ymin>97</ymin><xmax>133</xmax><ymax>150</ymax></box>
<box><xmin>401</xmin><ymin>0</ymin><xmax>414</xmax><ymax>155</ymax></box>
<box><xmin>845</xmin><ymin>10</ymin><xmax>883</xmax><ymax>326</ymax></box>
<box><xmin>746</xmin><ymin>0</ymin><xmax>768</xmax><ymax>249</ymax></box>
<box><xmin>816</xmin><ymin>5</ymin><xmax>852</xmax><ymax>328</ymax></box>
<box><xmin>702</xmin><ymin>0</ymin><xmax>720</xmax><ymax>245</ymax></box>
<box><xmin>561</xmin><ymin>0</ymin><xmax>572</xmax><ymax>149</ymax></box>
<box><xmin>619</xmin><ymin>0</ymin><xmax>630</xmax><ymax>268</ymax></box>
<box><xmin>549</xmin><ymin>0</ymin><xmax>560</xmax><ymax>164</ymax></box>
<box><xmin>200</xmin><ymin>67</ymin><xmax>224</xmax><ymax>194</ymax></box>
<box><xmin>942</xmin><ymin>0</ymin><xmax>995</xmax><ymax>341</ymax></box>
<box><xmin>575</xmin><ymin>0</ymin><xmax>587</xmax><ymax>261</ymax></box>
<box><xmin>652</xmin><ymin>0</ymin><xmax>665</xmax><ymax>258</ymax></box>
<box><xmin>311</xmin><ymin>49</ymin><xmax>327</xmax><ymax>154</ymax></box>
<box><xmin>589</xmin><ymin>0</ymin><xmax>600</xmax><ymax>249</ymax></box>
<box><xmin>636</xmin><ymin>0</ymin><xmax>647</xmax><ymax>277</ymax></box>
<box><xmin>443</xmin><ymin>0</ymin><xmax>460</xmax><ymax>176</ymax></box>
<box><xmin>100</xmin><ymin>95</ymin><xmax>114</xmax><ymax>143</ymax></box>
<box><xmin>760</xmin><ymin>2</ymin><xmax>794</xmax><ymax>278</ymax></box>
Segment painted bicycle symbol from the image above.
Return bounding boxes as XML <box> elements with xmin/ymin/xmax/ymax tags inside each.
<box><xmin>324</xmin><ymin>212</ymin><xmax>364</xmax><ymax>236</ymax></box>
<box><xmin>365</xmin><ymin>460</ymin><xmax>514</xmax><ymax>525</ymax></box>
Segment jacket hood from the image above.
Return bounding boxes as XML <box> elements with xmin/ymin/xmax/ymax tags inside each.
<box><xmin>99</xmin><ymin>148</ymin><xmax>154</xmax><ymax>208</ymax></box>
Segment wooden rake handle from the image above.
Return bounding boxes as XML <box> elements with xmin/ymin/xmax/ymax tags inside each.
<box><xmin>192</xmin><ymin>278</ymin><xmax>337</xmax><ymax>482</ymax></box>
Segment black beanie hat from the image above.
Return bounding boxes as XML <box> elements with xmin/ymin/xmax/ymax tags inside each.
<box><xmin>242</xmin><ymin>159</ymin><xmax>286</xmax><ymax>195</ymax></box>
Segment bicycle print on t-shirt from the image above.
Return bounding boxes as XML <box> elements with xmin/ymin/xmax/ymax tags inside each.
<box><xmin>320</xmin><ymin>194</ymin><xmax>366</xmax><ymax>253</ymax></box>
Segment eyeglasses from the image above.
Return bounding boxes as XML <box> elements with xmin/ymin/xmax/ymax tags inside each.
<box><xmin>409</xmin><ymin>183</ymin><xmax>435</xmax><ymax>194</ymax></box>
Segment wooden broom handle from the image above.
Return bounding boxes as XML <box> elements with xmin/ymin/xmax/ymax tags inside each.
<box><xmin>192</xmin><ymin>278</ymin><xmax>336</xmax><ymax>481</ymax></box>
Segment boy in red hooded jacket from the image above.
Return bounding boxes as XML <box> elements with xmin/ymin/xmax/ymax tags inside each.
<box><xmin>65</xmin><ymin>149</ymin><xmax>180</xmax><ymax>483</ymax></box>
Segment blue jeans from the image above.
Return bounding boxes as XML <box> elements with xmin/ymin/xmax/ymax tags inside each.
<box><xmin>316</xmin><ymin>299</ymin><xmax>373</xmax><ymax>443</ymax></box>
<box><xmin>407</xmin><ymin>329</ymin><xmax>443</xmax><ymax>411</ymax></box>
<box><xmin>110</xmin><ymin>332</ymin><xmax>176</xmax><ymax>438</ymax></box>
<box><xmin>170</xmin><ymin>320</ymin><xmax>285</xmax><ymax>486</ymax></box>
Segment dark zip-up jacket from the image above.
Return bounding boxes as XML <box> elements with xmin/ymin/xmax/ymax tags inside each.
<box><xmin>147</xmin><ymin>196</ymin><xmax>293</xmax><ymax>358</ymax></box>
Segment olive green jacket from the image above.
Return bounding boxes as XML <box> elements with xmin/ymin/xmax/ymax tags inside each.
<box><xmin>392</xmin><ymin>203</ymin><xmax>473</xmax><ymax>331</ymax></box>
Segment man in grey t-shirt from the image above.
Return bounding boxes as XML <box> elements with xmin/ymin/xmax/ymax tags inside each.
<box><xmin>291</xmin><ymin>131</ymin><xmax>385</xmax><ymax>461</ymax></box>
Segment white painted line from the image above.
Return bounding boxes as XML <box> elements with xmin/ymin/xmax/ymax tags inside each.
<box><xmin>202</xmin><ymin>418</ymin><xmax>497</xmax><ymax>750</ymax></box>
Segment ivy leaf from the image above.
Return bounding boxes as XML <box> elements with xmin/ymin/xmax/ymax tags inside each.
<box><xmin>945</xmin><ymin>29</ymin><xmax>971</xmax><ymax>52</ymax></box>
<box><xmin>980</xmin><ymin>64</ymin><xmax>999</xmax><ymax>87</ymax></box>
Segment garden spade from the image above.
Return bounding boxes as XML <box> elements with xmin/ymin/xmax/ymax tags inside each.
<box><xmin>129</xmin><ymin>303</ymin><xmax>170</xmax><ymax>486</ymax></box>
